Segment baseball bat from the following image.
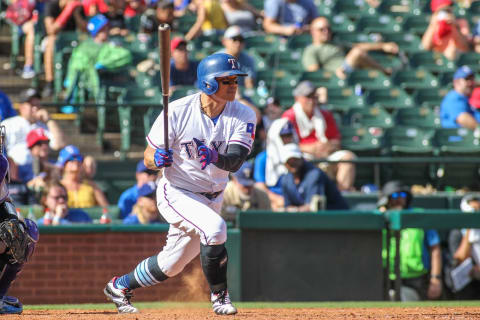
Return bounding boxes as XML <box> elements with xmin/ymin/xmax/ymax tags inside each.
<box><xmin>158</xmin><ymin>24</ymin><xmax>171</xmax><ymax>150</ymax></box>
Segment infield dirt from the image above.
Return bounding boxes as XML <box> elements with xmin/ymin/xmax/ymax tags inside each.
<box><xmin>8</xmin><ymin>307</ymin><xmax>480</xmax><ymax>319</ymax></box>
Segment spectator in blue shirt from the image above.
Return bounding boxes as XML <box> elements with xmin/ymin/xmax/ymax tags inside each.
<box><xmin>281</xmin><ymin>143</ymin><xmax>349</xmax><ymax>211</ymax></box>
<box><xmin>440</xmin><ymin>65</ymin><xmax>479</xmax><ymax>129</ymax></box>
<box><xmin>123</xmin><ymin>182</ymin><xmax>164</xmax><ymax>224</ymax></box>
<box><xmin>169</xmin><ymin>37</ymin><xmax>199</xmax><ymax>90</ymax></box>
<box><xmin>0</xmin><ymin>90</ymin><xmax>17</xmax><ymax>121</ymax></box>
<box><xmin>263</xmin><ymin>0</ymin><xmax>318</xmax><ymax>36</ymax></box>
<box><xmin>37</xmin><ymin>181</ymin><xmax>92</xmax><ymax>225</ymax></box>
<box><xmin>117</xmin><ymin>160</ymin><xmax>158</xmax><ymax>219</ymax></box>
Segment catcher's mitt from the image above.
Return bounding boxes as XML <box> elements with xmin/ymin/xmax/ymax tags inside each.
<box><xmin>0</xmin><ymin>220</ymin><xmax>30</xmax><ymax>264</ymax></box>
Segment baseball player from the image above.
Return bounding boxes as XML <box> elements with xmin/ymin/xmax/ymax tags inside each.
<box><xmin>104</xmin><ymin>53</ymin><xmax>256</xmax><ymax>315</ymax></box>
<box><xmin>0</xmin><ymin>127</ymin><xmax>39</xmax><ymax>314</ymax></box>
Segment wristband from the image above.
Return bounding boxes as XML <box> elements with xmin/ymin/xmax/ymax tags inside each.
<box><xmin>430</xmin><ymin>274</ymin><xmax>441</xmax><ymax>280</ymax></box>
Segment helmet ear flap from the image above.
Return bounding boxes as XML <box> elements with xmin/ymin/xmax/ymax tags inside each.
<box><xmin>202</xmin><ymin>77</ymin><xmax>219</xmax><ymax>95</ymax></box>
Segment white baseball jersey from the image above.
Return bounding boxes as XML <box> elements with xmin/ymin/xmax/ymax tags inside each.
<box><xmin>147</xmin><ymin>92</ymin><xmax>257</xmax><ymax>193</ymax></box>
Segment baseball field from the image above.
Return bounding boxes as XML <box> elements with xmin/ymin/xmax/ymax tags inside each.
<box><xmin>10</xmin><ymin>301</ymin><xmax>480</xmax><ymax>319</ymax></box>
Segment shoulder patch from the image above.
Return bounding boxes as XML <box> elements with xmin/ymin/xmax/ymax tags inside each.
<box><xmin>246</xmin><ymin>122</ymin><xmax>255</xmax><ymax>140</ymax></box>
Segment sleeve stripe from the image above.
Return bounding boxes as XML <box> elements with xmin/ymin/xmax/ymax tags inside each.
<box><xmin>229</xmin><ymin>140</ymin><xmax>252</xmax><ymax>150</ymax></box>
<box><xmin>146</xmin><ymin>135</ymin><xmax>161</xmax><ymax>149</ymax></box>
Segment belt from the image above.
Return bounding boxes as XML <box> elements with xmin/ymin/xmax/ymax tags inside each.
<box><xmin>198</xmin><ymin>191</ymin><xmax>223</xmax><ymax>200</ymax></box>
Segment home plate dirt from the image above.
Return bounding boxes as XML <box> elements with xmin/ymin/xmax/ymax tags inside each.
<box><xmin>8</xmin><ymin>307</ymin><xmax>480</xmax><ymax>319</ymax></box>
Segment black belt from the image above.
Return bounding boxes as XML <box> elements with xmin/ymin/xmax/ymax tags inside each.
<box><xmin>198</xmin><ymin>191</ymin><xmax>222</xmax><ymax>200</ymax></box>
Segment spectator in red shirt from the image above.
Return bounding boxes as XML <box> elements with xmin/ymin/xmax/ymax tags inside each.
<box><xmin>282</xmin><ymin>81</ymin><xmax>356</xmax><ymax>191</ymax></box>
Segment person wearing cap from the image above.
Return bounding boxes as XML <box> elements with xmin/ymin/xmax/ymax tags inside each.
<box><xmin>1</xmin><ymin>89</ymin><xmax>66</xmax><ymax>183</ymax></box>
<box><xmin>58</xmin><ymin>145</ymin><xmax>109</xmax><ymax>208</ymax></box>
<box><xmin>379</xmin><ymin>181</ymin><xmax>442</xmax><ymax>301</ymax></box>
<box><xmin>282</xmin><ymin>81</ymin><xmax>356</xmax><ymax>191</ymax></box>
<box><xmin>123</xmin><ymin>182</ymin><xmax>164</xmax><ymax>224</ymax></box>
<box><xmin>445</xmin><ymin>193</ymin><xmax>480</xmax><ymax>299</ymax></box>
<box><xmin>281</xmin><ymin>143</ymin><xmax>348</xmax><ymax>212</ymax></box>
<box><xmin>217</xmin><ymin>26</ymin><xmax>256</xmax><ymax>89</ymax></box>
<box><xmin>37</xmin><ymin>181</ymin><xmax>92</xmax><ymax>225</ymax></box>
<box><xmin>440</xmin><ymin>66</ymin><xmax>480</xmax><ymax>129</ymax></box>
<box><xmin>25</xmin><ymin>128</ymin><xmax>62</xmax><ymax>199</ymax></box>
<box><xmin>302</xmin><ymin>17</ymin><xmax>399</xmax><ymax>80</ymax></box>
<box><xmin>263</xmin><ymin>0</ymin><xmax>318</xmax><ymax>36</ymax></box>
<box><xmin>170</xmin><ymin>37</ymin><xmax>199</xmax><ymax>90</ymax></box>
<box><xmin>42</xmin><ymin>0</ymin><xmax>88</xmax><ymax>97</ymax></box>
<box><xmin>185</xmin><ymin>0</ymin><xmax>228</xmax><ymax>41</ymax></box>
<box><xmin>117</xmin><ymin>160</ymin><xmax>159</xmax><ymax>219</ymax></box>
<box><xmin>155</xmin><ymin>0</ymin><xmax>175</xmax><ymax>27</ymax></box>
<box><xmin>421</xmin><ymin>0</ymin><xmax>470</xmax><ymax>61</ymax></box>
<box><xmin>221</xmin><ymin>162</ymin><xmax>271</xmax><ymax>222</ymax></box>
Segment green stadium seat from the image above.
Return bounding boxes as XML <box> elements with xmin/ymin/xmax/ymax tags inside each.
<box><xmin>332</xmin><ymin>2</ymin><xmax>376</xmax><ymax>19</ymax></box>
<box><xmin>246</xmin><ymin>50</ymin><xmax>268</xmax><ymax>71</ymax></box>
<box><xmin>356</xmin><ymin>15</ymin><xmax>402</xmax><ymax>34</ymax></box>
<box><xmin>438</xmin><ymin>71</ymin><xmax>455</xmax><ymax>87</ymax></box>
<box><xmin>300</xmin><ymin>71</ymin><xmax>346</xmax><ymax>89</ymax></box>
<box><xmin>245</xmin><ymin>34</ymin><xmax>284</xmax><ymax>57</ymax></box>
<box><xmin>366</xmin><ymin>88</ymin><xmax>414</xmax><ymax>110</ymax></box>
<box><xmin>333</xmin><ymin>32</ymin><xmax>375</xmax><ymax>45</ymax></box>
<box><xmin>456</xmin><ymin>52</ymin><xmax>480</xmax><ymax>72</ymax></box>
<box><xmin>256</xmin><ymin>69</ymin><xmax>299</xmax><ymax>90</ymax></box>
<box><xmin>410</xmin><ymin>52</ymin><xmax>456</xmax><ymax>73</ymax></box>
<box><xmin>395</xmin><ymin>106</ymin><xmax>441</xmax><ymax>129</ymax></box>
<box><xmin>347</xmin><ymin>106</ymin><xmax>394</xmax><ymax>128</ymax></box>
<box><xmin>170</xmin><ymin>86</ymin><xmax>199</xmax><ymax>102</ymax></box>
<box><xmin>176</xmin><ymin>13</ymin><xmax>197</xmax><ymax>35</ymax></box>
<box><xmin>385</xmin><ymin>126</ymin><xmax>437</xmax><ymax>186</ymax></box>
<box><xmin>377</xmin><ymin>0</ymin><xmax>424</xmax><ymax>17</ymax></box>
<box><xmin>382</xmin><ymin>32</ymin><xmax>423</xmax><ymax>53</ymax></box>
<box><xmin>391</xmin><ymin>69</ymin><xmax>439</xmax><ymax>91</ymax></box>
<box><xmin>249</xmin><ymin>0</ymin><xmax>264</xmax><ymax>10</ymax></box>
<box><xmin>347</xmin><ymin>70</ymin><xmax>391</xmax><ymax>90</ymax></box>
<box><xmin>269</xmin><ymin>50</ymin><xmax>303</xmax><ymax>74</ymax></box>
<box><xmin>327</xmin><ymin>87</ymin><xmax>365</xmax><ymax>107</ymax></box>
<box><xmin>340</xmin><ymin>126</ymin><xmax>384</xmax><ymax>154</ymax></box>
<box><xmin>368</xmin><ymin>52</ymin><xmax>404</xmax><ymax>70</ymax></box>
<box><xmin>434</xmin><ymin>128</ymin><xmax>480</xmax><ymax>189</ymax></box>
<box><xmin>413</xmin><ymin>87</ymin><xmax>449</xmax><ymax>109</ymax></box>
<box><xmin>402</xmin><ymin>15</ymin><xmax>430</xmax><ymax>36</ymax></box>
<box><xmin>287</xmin><ymin>34</ymin><xmax>312</xmax><ymax>50</ymax></box>
<box><xmin>330</xmin><ymin>14</ymin><xmax>356</xmax><ymax>33</ymax></box>
<box><xmin>191</xmin><ymin>34</ymin><xmax>223</xmax><ymax>51</ymax></box>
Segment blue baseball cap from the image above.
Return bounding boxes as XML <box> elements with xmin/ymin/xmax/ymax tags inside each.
<box><xmin>279</xmin><ymin>121</ymin><xmax>295</xmax><ymax>136</ymax></box>
<box><xmin>454</xmin><ymin>66</ymin><xmax>474</xmax><ymax>80</ymax></box>
<box><xmin>56</xmin><ymin>145</ymin><xmax>84</xmax><ymax>167</ymax></box>
<box><xmin>233</xmin><ymin>162</ymin><xmax>254</xmax><ymax>187</ymax></box>
<box><xmin>136</xmin><ymin>160</ymin><xmax>148</xmax><ymax>173</ymax></box>
<box><xmin>87</xmin><ymin>14</ymin><xmax>109</xmax><ymax>37</ymax></box>
<box><xmin>138</xmin><ymin>181</ymin><xmax>157</xmax><ymax>197</ymax></box>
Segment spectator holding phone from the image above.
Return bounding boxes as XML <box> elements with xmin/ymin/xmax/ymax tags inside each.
<box><xmin>421</xmin><ymin>0</ymin><xmax>470</xmax><ymax>61</ymax></box>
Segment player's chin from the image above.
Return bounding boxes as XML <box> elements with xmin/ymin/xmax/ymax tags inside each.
<box><xmin>225</xmin><ymin>91</ymin><xmax>237</xmax><ymax>101</ymax></box>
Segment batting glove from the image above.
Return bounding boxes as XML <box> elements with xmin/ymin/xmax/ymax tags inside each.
<box><xmin>154</xmin><ymin>148</ymin><xmax>173</xmax><ymax>168</ymax></box>
<box><xmin>193</xmin><ymin>138</ymin><xmax>218</xmax><ymax>170</ymax></box>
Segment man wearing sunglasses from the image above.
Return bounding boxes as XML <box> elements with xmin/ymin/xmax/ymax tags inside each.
<box><xmin>104</xmin><ymin>53</ymin><xmax>256</xmax><ymax>315</ymax></box>
<box><xmin>379</xmin><ymin>181</ymin><xmax>443</xmax><ymax>301</ymax></box>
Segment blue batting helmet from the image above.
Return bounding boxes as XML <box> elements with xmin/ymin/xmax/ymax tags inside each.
<box><xmin>197</xmin><ymin>53</ymin><xmax>247</xmax><ymax>95</ymax></box>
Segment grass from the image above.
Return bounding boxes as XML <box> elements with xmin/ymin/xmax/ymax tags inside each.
<box><xmin>24</xmin><ymin>301</ymin><xmax>480</xmax><ymax>310</ymax></box>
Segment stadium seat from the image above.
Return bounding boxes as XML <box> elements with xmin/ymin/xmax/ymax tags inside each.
<box><xmin>402</xmin><ymin>15</ymin><xmax>431</xmax><ymax>36</ymax></box>
<box><xmin>410</xmin><ymin>52</ymin><xmax>455</xmax><ymax>73</ymax></box>
<box><xmin>456</xmin><ymin>52</ymin><xmax>480</xmax><ymax>72</ymax></box>
<box><xmin>413</xmin><ymin>88</ymin><xmax>449</xmax><ymax>109</ymax></box>
<box><xmin>333</xmin><ymin>32</ymin><xmax>375</xmax><ymax>45</ymax></box>
<box><xmin>347</xmin><ymin>106</ymin><xmax>394</xmax><ymax>129</ymax></box>
<box><xmin>340</xmin><ymin>126</ymin><xmax>384</xmax><ymax>154</ymax></box>
<box><xmin>384</xmin><ymin>126</ymin><xmax>436</xmax><ymax>186</ymax></box>
<box><xmin>191</xmin><ymin>34</ymin><xmax>223</xmax><ymax>51</ymax></box>
<box><xmin>256</xmin><ymin>69</ymin><xmax>299</xmax><ymax>90</ymax></box>
<box><xmin>438</xmin><ymin>71</ymin><xmax>455</xmax><ymax>87</ymax></box>
<box><xmin>244</xmin><ymin>34</ymin><xmax>284</xmax><ymax>57</ymax></box>
<box><xmin>382</xmin><ymin>32</ymin><xmax>423</xmax><ymax>53</ymax></box>
<box><xmin>269</xmin><ymin>50</ymin><xmax>303</xmax><ymax>74</ymax></box>
<box><xmin>246</xmin><ymin>50</ymin><xmax>268</xmax><ymax>71</ymax></box>
<box><xmin>249</xmin><ymin>0</ymin><xmax>264</xmax><ymax>10</ymax></box>
<box><xmin>368</xmin><ymin>51</ymin><xmax>404</xmax><ymax>70</ymax></box>
<box><xmin>366</xmin><ymin>88</ymin><xmax>414</xmax><ymax>110</ymax></box>
<box><xmin>356</xmin><ymin>15</ymin><xmax>402</xmax><ymax>34</ymax></box>
<box><xmin>395</xmin><ymin>106</ymin><xmax>441</xmax><ymax>129</ymax></box>
<box><xmin>332</xmin><ymin>2</ymin><xmax>376</xmax><ymax>19</ymax></box>
<box><xmin>176</xmin><ymin>13</ymin><xmax>197</xmax><ymax>35</ymax></box>
<box><xmin>300</xmin><ymin>71</ymin><xmax>346</xmax><ymax>89</ymax></box>
<box><xmin>287</xmin><ymin>34</ymin><xmax>312</xmax><ymax>50</ymax></box>
<box><xmin>170</xmin><ymin>86</ymin><xmax>199</xmax><ymax>102</ymax></box>
<box><xmin>329</xmin><ymin>14</ymin><xmax>356</xmax><ymax>33</ymax></box>
<box><xmin>434</xmin><ymin>128</ymin><xmax>480</xmax><ymax>189</ymax></box>
<box><xmin>347</xmin><ymin>70</ymin><xmax>391</xmax><ymax>90</ymax></box>
<box><xmin>377</xmin><ymin>0</ymin><xmax>424</xmax><ymax>17</ymax></box>
<box><xmin>391</xmin><ymin>69</ymin><xmax>439</xmax><ymax>91</ymax></box>
<box><xmin>327</xmin><ymin>87</ymin><xmax>365</xmax><ymax>107</ymax></box>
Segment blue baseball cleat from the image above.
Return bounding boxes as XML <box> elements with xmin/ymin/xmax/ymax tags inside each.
<box><xmin>0</xmin><ymin>296</ymin><xmax>22</xmax><ymax>314</ymax></box>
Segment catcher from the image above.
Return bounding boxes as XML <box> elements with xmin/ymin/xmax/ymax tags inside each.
<box><xmin>0</xmin><ymin>126</ymin><xmax>39</xmax><ymax>314</ymax></box>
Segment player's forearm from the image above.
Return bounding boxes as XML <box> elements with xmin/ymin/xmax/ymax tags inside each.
<box><xmin>144</xmin><ymin>146</ymin><xmax>160</xmax><ymax>170</ymax></box>
<box><xmin>430</xmin><ymin>244</ymin><xmax>442</xmax><ymax>277</ymax></box>
<box><xmin>214</xmin><ymin>144</ymin><xmax>249</xmax><ymax>172</ymax></box>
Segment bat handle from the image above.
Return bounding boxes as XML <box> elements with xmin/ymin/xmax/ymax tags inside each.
<box><xmin>163</xmin><ymin>94</ymin><xmax>169</xmax><ymax>151</ymax></box>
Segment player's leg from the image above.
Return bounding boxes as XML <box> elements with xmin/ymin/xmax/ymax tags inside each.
<box><xmin>158</xmin><ymin>181</ymin><xmax>236</xmax><ymax>315</ymax></box>
<box><xmin>0</xmin><ymin>259</ymin><xmax>23</xmax><ymax>315</ymax></box>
